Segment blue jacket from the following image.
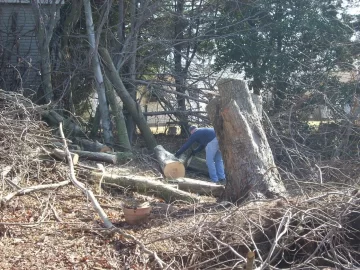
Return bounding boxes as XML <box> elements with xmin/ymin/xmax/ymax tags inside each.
<box><xmin>175</xmin><ymin>128</ymin><xmax>216</xmax><ymax>157</ymax></box>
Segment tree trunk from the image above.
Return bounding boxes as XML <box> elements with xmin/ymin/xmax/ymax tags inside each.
<box><xmin>104</xmin><ymin>75</ymin><xmax>131</xmax><ymax>151</ymax></box>
<box><xmin>99</xmin><ymin>48</ymin><xmax>157</xmax><ymax>150</ymax></box>
<box><xmin>42</xmin><ymin>110</ymin><xmax>85</xmax><ymax>137</ymax></box>
<box><xmin>154</xmin><ymin>145</ymin><xmax>185</xmax><ymax>179</ymax></box>
<box><xmin>252</xmin><ymin>93</ymin><xmax>263</xmax><ymax>118</ymax></box>
<box><xmin>173</xmin><ymin>0</ymin><xmax>188</xmax><ymax>134</ymax></box>
<box><xmin>93</xmin><ymin>173</ymin><xmax>199</xmax><ymax>203</ymax></box>
<box><xmin>83</xmin><ymin>0</ymin><xmax>113</xmax><ymax>145</ymax></box>
<box><xmin>90</xmin><ymin>105</ymin><xmax>101</xmax><ymax>138</ymax></box>
<box><xmin>124</xmin><ymin>0</ymin><xmax>139</xmax><ymax>143</ymax></box>
<box><xmin>59</xmin><ymin>0</ymin><xmax>83</xmax><ymax>113</ymax></box>
<box><xmin>31</xmin><ymin>0</ymin><xmax>59</xmax><ymax>103</ymax></box>
<box><xmin>207</xmin><ymin>79</ymin><xmax>286</xmax><ymax>201</ymax></box>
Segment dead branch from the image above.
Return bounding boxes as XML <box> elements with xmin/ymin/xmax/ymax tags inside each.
<box><xmin>1</xmin><ymin>180</ymin><xmax>70</xmax><ymax>206</ymax></box>
<box><xmin>59</xmin><ymin>122</ymin><xmax>168</xmax><ymax>269</ymax></box>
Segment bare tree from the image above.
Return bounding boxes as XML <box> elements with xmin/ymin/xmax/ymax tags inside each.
<box><xmin>99</xmin><ymin>48</ymin><xmax>157</xmax><ymax>150</ymax></box>
<box><xmin>31</xmin><ymin>0</ymin><xmax>60</xmax><ymax>103</ymax></box>
<box><xmin>83</xmin><ymin>0</ymin><xmax>113</xmax><ymax>145</ymax></box>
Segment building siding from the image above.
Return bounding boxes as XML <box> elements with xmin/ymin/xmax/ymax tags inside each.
<box><xmin>0</xmin><ymin>1</ymin><xmax>61</xmax><ymax>97</ymax></box>
<box><xmin>0</xmin><ymin>3</ymin><xmax>40</xmax><ymax>94</ymax></box>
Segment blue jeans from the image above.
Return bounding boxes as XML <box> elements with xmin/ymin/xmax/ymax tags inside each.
<box><xmin>205</xmin><ymin>137</ymin><xmax>225</xmax><ymax>182</ymax></box>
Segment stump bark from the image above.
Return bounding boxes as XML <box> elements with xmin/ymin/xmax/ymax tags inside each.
<box><xmin>186</xmin><ymin>156</ymin><xmax>209</xmax><ymax>176</ymax></box>
<box><xmin>207</xmin><ymin>79</ymin><xmax>286</xmax><ymax>201</ymax></box>
<box><xmin>154</xmin><ymin>145</ymin><xmax>185</xmax><ymax>179</ymax></box>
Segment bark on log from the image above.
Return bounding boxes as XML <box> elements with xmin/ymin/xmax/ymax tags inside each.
<box><xmin>72</xmin><ymin>137</ymin><xmax>112</xmax><ymax>152</ymax></box>
<box><xmin>186</xmin><ymin>156</ymin><xmax>209</xmax><ymax>176</ymax></box>
<box><xmin>50</xmin><ymin>149</ymin><xmax>79</xmax><ymax>165</ymax></box>
<box><xmin>72</xmin><ymin>150</ymin><xmax>132</xmax><ymax>164</ymax></box>
<box><xmin>154</xmin><ymin>145</ymin><xmax>185</xmax><ymax>179</ymax></box>
<box><xmin>42</xmin><ymin>110</ymin><xmax>85</xmax><ymax>137</ymax></box>
<box><xmin>207</xmin><ymin>79</ymin><xmax>286</xmax><ymax>201</ymax></box>
<box><xmin>104</xmin><ymin>75</ymin><xmax>131</xmax><ymax>151</ymax></box>
<box><xmin>83</xmin><ymin>0</ymin><xmax>113</xmax><ymax>145</ymax></box>
<box><xmin>93</xmin><ymin>173</ymin><xmax>199</xmax><ymax>203</ymax></box>
<box><xmin>178</xmin><ymin>153</ymin><xmax>209</xmax><ymax>176</ymax></box>
<box><xmin>168</xmin><ymin>178</ymin><xmax>224</xmax><ymax>197</ymax></box>
<box><xmin>51</xmin><ymin>141</ymin><xmax>81</xmax><ymax>151</ymax></box>
<box><xmin>99</xmin><ymin>48</ymin><xmax>158</xmax><ymax>150</ymax></box>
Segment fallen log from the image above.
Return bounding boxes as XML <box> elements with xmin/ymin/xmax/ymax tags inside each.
<box><xmin>72</xmin><ymin>150</ymin><xmax>133</xmax><ymax>164</ymax></box>
<box><xmin>154</xmin><ymin>145</ymin><xmax>185</xmax><ymax>179</ymax></box>
<box><xmin>186</xmin><ymin>156</ymin><xmax>209</xmax><ymax>176</ymax></box>
<box><xmin>72</xmin><ymin>137</ymin><xmax>112</xmax><ymax>152</ymax></box>
<box><xmin>50</xmin><ymin>148</ymin><xmax>79</xmax><ymax>165</ymax></box>
<box><xmin>42</xmin><ymin>110</ymin><xmax>85</xmax><ymax>137</ymax></box>
<box><xmin>168</xmin><ymin>177</ymin><xmax>224</xmax><ymax>197</ymax></box>
<box><xmin>92</xmin><ymin>172</ymin><xmax>199</xmax><ymax>203</ymax></box>
<box><xmin>51</xmin><ymin>141</ymin><xmax>81</xmax><ymax>151</ymax></box>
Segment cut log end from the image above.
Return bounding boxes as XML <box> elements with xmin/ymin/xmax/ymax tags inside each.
<box><xmin>163</xmin><ymin>161</ymin><xmax>185</xmax><ymax>179</ymax></box>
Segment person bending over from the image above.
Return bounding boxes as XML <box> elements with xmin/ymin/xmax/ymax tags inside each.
<box><xmin>174</xmin><ymin>125</ymin><xmax>226</xmax><ymax>183</ymax></box>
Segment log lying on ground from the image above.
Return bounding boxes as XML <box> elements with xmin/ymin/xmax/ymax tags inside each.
<box><xmin>154</xmin><ymin>145</ymin><xmax>185</xmax><ymax>179</ymax></box>
<box><xmin>186</xmin><ymin>156</ymin><xmax>209</xmax><ymax>176</ymax></box>
<box><xmin>51</xmin><ymin>141</ymin><xmax>81</xmax><ymax>151</ymax></box>
<box><xmin>42</xmin><ymin>110</ymin><xmax>85</xmax><ymax>137</ymax></box>
<box><xmin>72</xmin><ymin>150</ymin><xmax>133</xmax><ymax>164</ymax></box>
<box><xmin>50</xmin><ymin>149</ymin><xmax>79</xmax><ymax>165</ymax></box>
<box><xmin>72</xmin><ymin>137</ymin><xmax>112</xmax><ymax>152</ymax></box>
<box><xmin>178</xmin><ymin>153</ymin><xmax>208</xmax><ymax>176</ymax></box>
<box><xmin>168</xmin><ymin>178</ymin><xmax>224</xmax><ymax>197</ymax></box>
<box><xmin>92</xmin><ymin>172</ymin><xmax>199</xmax><ymax>203</ymax></box>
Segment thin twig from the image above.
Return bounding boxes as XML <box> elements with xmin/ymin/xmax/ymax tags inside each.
<box><xmin>58</xmin><ymin>122</ymin><xmax>168</xmax><ymax>269</ymax></box>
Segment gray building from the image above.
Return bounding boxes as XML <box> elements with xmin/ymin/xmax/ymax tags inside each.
<box><xmin>0</xmin><ymin>0</ymin><xmax>61</xmax><ymax>97</ymax></box>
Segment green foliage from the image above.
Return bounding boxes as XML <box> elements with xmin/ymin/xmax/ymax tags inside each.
<box><xmin>213</xmin><ymin>0</ymin><xmax>358</xmax><ymax>112</ymax></box>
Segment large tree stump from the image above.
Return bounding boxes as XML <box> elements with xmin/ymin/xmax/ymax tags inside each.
<box><xmin>154</xmin><ymin>145</ymin><xmax>185</xmax><ymax>179</ymax></box>
<box><xmin>207</xmin><ymin>79</ymin><xmax>286</xmax><ymax>201</ymax></box>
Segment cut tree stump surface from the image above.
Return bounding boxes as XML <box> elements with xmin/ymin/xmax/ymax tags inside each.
<box><xmin>154</xmin><ymin>145</ymin><xmax>185</xmax><ymax>179</ymax></box>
